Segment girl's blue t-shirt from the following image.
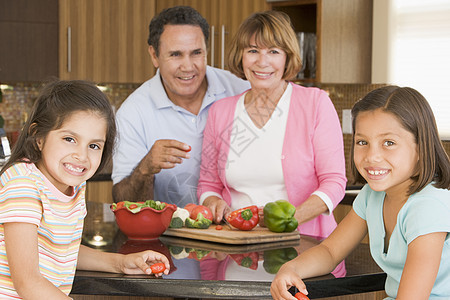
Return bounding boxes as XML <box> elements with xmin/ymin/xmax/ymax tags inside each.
<box><xmin>353</xmin><ymin>183</ymin><xmax>450</xmax><ymax>299</ymax></box>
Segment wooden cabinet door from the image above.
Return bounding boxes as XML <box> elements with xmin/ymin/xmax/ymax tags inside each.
<box><xmin>217</xmin><ymin>0</ymin><xmax>268</xmax><ymax>70</ymax></box>
<box><xmin>155</xmin><ymin>0</ymin><xmax>221</xmax><ymax>67</ymax></box>
<box><xmin>155</xmin><ymin>0</ymin><xmax>268</xmax><ymax>70</ymax></box>
<box><xmin>59</xmin><ymin>0</ymin><xmax>156</xmax><ymax>83</ymax></box>
<box><xmin>0</xmin><ymin>0</ymin><xmax>58</xmax><ymax>82</ymax></box>
<box><xmin>320</xmin><ymin>0</ymin><xmax>372</xmax><ymax>83</ymax></box>
<box><xmin>271</xmin><ymin>0</ymin><xmax>372</xmax><ymax>83</ymax></box>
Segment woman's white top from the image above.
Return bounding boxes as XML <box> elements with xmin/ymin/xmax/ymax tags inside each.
<box><xmin>223</xmin><ymin>83</ymin><xmax>292</xmax><ymax>210</ymax></box>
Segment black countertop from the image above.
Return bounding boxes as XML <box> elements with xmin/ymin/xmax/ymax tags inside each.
<box><xmin>72</xmin><ymin>226</ymin><xmax>384</xmax><ymax>299</ymax></box>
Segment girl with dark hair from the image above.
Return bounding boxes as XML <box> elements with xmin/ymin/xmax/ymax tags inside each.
<box><xmin>271</xmin><ymin>86</ymin><xmax>450</xmax><ymax>300</ymax></box>
<box><xmin>0</xmin><ymin>80</ymin><xmax>169</xmax><ymax>299</ymax></box>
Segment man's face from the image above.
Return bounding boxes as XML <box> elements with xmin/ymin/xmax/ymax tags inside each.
<box><xmin>149</xmin><ymin>25</ymin><xmax>207</xmax><ymax>103</ymax></box>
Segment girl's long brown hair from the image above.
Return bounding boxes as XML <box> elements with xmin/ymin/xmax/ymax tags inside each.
<box><xmin>0</xmin><ymin>79</ymin><xmax>116</xmax><ymax>177</ymax></box>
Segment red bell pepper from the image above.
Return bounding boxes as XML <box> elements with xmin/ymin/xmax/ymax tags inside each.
<box><xmin>229</xmin><ymin>252</ymin><xmax>259</xmax><ymax>270</ymax></box>
<box><xmin>226</xmin><ymin>205</ymin><xmax>259</xmax><ymax>231</ymax></box>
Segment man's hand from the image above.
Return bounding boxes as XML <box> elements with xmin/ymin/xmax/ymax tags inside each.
<box><xmin>113</xmin><ymin>139</ymin><xmax>191</xmax><ymax>203</ymax></box>
<box><xmin>140</xmin><ymin>139</ymin><xmax>191</xmax><ymax>175</ymax></box>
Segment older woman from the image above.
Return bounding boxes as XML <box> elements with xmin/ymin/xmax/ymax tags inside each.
<box><xmin>197</xmin><ymin>11</ymin><xmax>346</xmax><ymax>238</ymax></box>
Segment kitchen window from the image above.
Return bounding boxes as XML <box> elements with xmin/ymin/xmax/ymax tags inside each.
<box><xmin>372</xmin><ymin>0</ymin><xmax>450</xmax><ymax>140</ymax></box>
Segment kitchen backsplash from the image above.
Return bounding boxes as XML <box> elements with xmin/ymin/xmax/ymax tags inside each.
<box><xmin>1</xmin><ymin>81</ymin><xmax>449</xmax><ymax>183</ymax></box>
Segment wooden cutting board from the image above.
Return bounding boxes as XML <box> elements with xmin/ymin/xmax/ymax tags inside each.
<box><xmin>163</xmin><ymin>225</ymin><xmax>300</xmax><ymax>245</ymax></box>
<box><xmin>159</xmin><ymin>235</ymin><xmax>300</xmax><ymax>253</ymax></box>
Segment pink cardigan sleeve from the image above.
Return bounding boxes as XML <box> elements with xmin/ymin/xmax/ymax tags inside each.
<box><xmin>283</xmin><ymin>85</ymin><xmax>346</xmax><ymax>210</ymax></box>
<box><xmin>197</xmin><ymin>96</ymin><xmax>239</xmax><ymax>204</ymax></box>
<box><xmin>282</xmin><ymin>85</ymin><xmax>346</xmax><ymax>237</ymax></box>
<box><xmin>197</xmin><ymin>102</ymin><xmax>223</xmax><ymax>198</ymax></box>
<box><xmin>311</xmin><ymin>89</ymin><xmax>347</xmax><ymax>208</ymax></box>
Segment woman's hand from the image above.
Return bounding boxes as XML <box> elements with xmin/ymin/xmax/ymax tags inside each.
<box><xmin>120</xmin><ymin>250</ymin><xmax>170</xmax><ymax>277</ymax></box>
<box><xmin>203</xmin><ymin>196</ymin><xmax>231</xmax><ymax>224</ymax></box>
<box><xmin>258</xmin><ymin>206</ymin><xmax>266</xmax><ymax>227</ymax></box>
<box><xmin>271</xmin><ymin>261</ymin><xmax>308</xmax><ymax>300</ymax></box>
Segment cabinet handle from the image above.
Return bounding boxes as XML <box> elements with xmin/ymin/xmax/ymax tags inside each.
<box><xmin>67</xmin><ymin>26</ymin><xmax>72</xmax><ymax>73</ymax></box>
<box><xmin>221</xmin><ymin>25</ymin><xmax>225</xmax><ymax>69</ymax></box>
<box><xmin>211</xmin><ymin>25</ymin><xmax>215</xmax><ymax>67</ymax></box>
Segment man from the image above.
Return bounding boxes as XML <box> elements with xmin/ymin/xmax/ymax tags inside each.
<box><xmin>112</xmin><ymin>6</ymin><xmax>250</xmax><ymax>207</ymax></box>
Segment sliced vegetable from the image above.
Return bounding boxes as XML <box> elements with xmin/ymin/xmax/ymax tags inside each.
<box><xmin>226</xmin><ymin>205</ymin><xmax>259</xmax><ymax>231</ymax></box>
<box><xmin>125</xmin><ymin>202</ymin><xmax>141</xmax><ymax>213</ymax></box>
<box><xmin>150</xmin><ymin>262</ymin><xmax>166</xmax><ymax>274</ymax></box>
<box><xmin>229</xmin><ymin>252</ymin><xmax>259</xmax><ymax>270</ymax></box>
<box><xmin>144</xmin><ymin>199</ymin><xmax>167</xmax><ymax>211</ymax></box>
<box><xmin>185</xmin><ymin>213</ymin><xmax>212</xmax><ymax>229</ymax></box>
<box><xmin>110</xmin><ymin>200</ymin><xmax>170</xmax><ymax>214</ymax></box>
<box><xmin>263</xmin><ymin>200</ymin><xmax>298</xmax><ymax>233</ymax></box>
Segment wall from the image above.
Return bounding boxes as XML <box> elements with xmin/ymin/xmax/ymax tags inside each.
<box><xmin>0</xmin><ymin>82</ymin><xmax>138</xmax><ymax>142</ymax></box>
<box><xmin>316</xmin><ymin>83</ymin><xmax>386</xmax><ymax>184</ymax></box>
<box><xmin>371</xmin><ymin>0</ymin><xmax>391</xmax><ymax>84</ymax></box>
<box><xmin>1</xmin><ymin>81</ymin><xmax>450</xmax><ymax>183</ymax></box>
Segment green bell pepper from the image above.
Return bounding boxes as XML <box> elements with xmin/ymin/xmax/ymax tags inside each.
<box><xmin>263</xmin><ymin>200</ymin><xmax>298</xmax><ymax>233</ymax></box>
<box><xmin>263</xmin><ymin>247</ymin><xmax>298</xmax><ymax>274</ymax></box>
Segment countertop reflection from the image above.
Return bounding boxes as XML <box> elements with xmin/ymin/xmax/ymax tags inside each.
<box><xmin>73</xmin><ymin>202</ymin><xmax>385</xmax><ymax>299</ymax></box>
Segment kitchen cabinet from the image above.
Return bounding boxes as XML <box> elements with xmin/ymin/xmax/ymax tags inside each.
<box><xmin>86</xmin><ymin>181</ymin><xmax>113</xmax><ymax>203</ymax></box>
<box><xmin>0</xmin><ymin>0</ymin><xmax>58</xmax><ymax>82</ymax></box>
<box><xmin>59</xmin><ymin>0</ymin><xmax>156</xmax><ymax>83</ymax></box>
<box><xmin>334</xmin><ymin>203</ymin><xmax>369</xmax><ymax>243</ymax></box>
<box><xmin>156</xmin><ymin>0</ymin><xmax>269</xmax><ymax>70</ymax></box>
<box><xmin>270</xmin><ymin>0</ymin><xmax>373</xmax><ymax>83</ymax></box>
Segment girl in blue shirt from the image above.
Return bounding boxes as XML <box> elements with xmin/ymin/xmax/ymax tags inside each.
<box><xmin>271</xmin><ymin>86</ymin><xmax>450</xmax><ymax>300</ymax></box>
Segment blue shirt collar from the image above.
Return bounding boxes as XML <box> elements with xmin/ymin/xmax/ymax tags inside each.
<box><xmin>152</xmin><ymin>66</ymin><xmax>227</xmax><ymax>112</ymax></box>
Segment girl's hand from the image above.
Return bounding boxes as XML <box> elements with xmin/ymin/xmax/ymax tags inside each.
<box><xmin>120</xmin><ymin>250</ymin><xmax>170</xmax><ymax>277</ymax></box>
<box><xmin>271</xmin><ymin>262</ymin><xmax>308</xmax><ymax>300</ymax></box>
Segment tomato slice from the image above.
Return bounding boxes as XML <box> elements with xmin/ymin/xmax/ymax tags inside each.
<box><xmin>150</xmin><ymin>262</ymin><xmax>166</xmax><ymax>274</ymax></box>
<box><xmin>294</xmin><ymin>292</ymin><xmax>310</xmax><ymax>300</ymax></box>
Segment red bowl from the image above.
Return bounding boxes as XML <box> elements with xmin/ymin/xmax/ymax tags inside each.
<box><xmin>113</xmin><ymin>205</ymin><xmax>176</xmax><ymax>240</ymax></box>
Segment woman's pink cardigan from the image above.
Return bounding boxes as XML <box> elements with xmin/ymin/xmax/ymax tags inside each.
<box><xmin>198</xmin><ymin>83</ymin><xmax>347</xmax><ymax>237</ymax></box>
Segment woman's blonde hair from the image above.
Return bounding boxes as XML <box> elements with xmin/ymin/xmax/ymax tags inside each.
<box><xmin>227</xmin><ymin>10</ymin><xmax>302</xmax><ymax>80</ymax></box>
